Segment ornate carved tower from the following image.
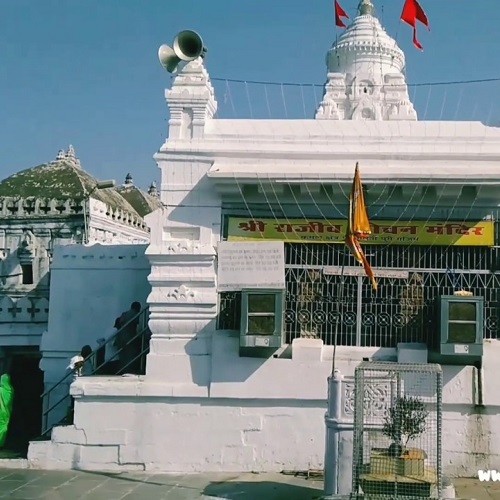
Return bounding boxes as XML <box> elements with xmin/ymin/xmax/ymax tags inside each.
<box><xmin>316</xmin><ymin>0</ymin><xmax>417</xmax><ymax>121</ymax></box>
<box><xmin>145</xmin><ymin>58</ymin><xmax>220</xmax><ymax>391</ymax></box>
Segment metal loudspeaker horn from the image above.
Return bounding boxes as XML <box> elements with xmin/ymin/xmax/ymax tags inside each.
<box><xmin>158</xmin><ymin>30</ymin><xmax>207</xmax><ymax>74</ymax></box>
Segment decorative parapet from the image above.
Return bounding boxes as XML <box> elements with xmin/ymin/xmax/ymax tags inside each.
<box><xmin>0</xmin><ymin>296</ymin><xmax>49</xmax><ymax>323</ymax></box>
<box><xmin>0</xmin><ymin>197</ymin><xmax>84</xmax><ymax>218</ymax></box>
<box><xmin>0</xmin><ymin>196</ymin><xmax>149</xmax><ymax>232</ymax></box>
<box><xmin>89</xmin><ymin>199</ymin><xmax>149</xmax><ymax>233</ymax></box>
<box><xmin>166</xmin><ymin>58</ymin><xmax>217</xmax><ymax>140</ymax></box>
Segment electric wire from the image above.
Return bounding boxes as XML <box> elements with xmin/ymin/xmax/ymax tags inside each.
<box><xmin>211</xmin><ymin>76</ymin><xmax>500</xmax><ymax>89</ymax></box>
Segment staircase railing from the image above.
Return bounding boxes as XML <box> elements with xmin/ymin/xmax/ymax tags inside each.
<box><xmin>40</xmin><ymin>306</ymin><xmax>151</xmax><ymax>437</ymax></box>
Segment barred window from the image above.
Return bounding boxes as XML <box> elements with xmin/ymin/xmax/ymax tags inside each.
<box><xmin>217</xmin><ymin>243</ymin><xmax>500</xmax><ymax>348</ymax></box>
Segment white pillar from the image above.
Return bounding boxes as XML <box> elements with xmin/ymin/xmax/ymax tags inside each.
<box><xmin>144</xmin><ymin>58</ymin><xmax>219</xmax><ymax>396</ymax></box>
<box><xmin>324</xmin><ymin>369</ymin><xmax>344</xmax><ymax>496</ymax></box>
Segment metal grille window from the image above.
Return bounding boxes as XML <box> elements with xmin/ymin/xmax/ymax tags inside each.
<box><xmin>241</xmin><ymin>291</ymin><xmax>284</xmax><ymax>336</ymax></box>
<box><xmin>447</xmin><ymin>301</ymin><xmax>477</xmax><ymax>343</ymax></box>
<box><xmin>217</xmin><ymin>242</ymin><xmax>500</xmax><ymax>348</ymax></box>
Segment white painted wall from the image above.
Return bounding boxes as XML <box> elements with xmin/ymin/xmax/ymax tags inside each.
<box><xmin>39</xmin><ymin>243</ymin><xmax>151</xmax><ymax>427</ymax></box>
<box><xmin>88</xmin><ymin>198</ymin><xmax>151</xmax><ymax>244</ymax></box>
<box><xmin>0</xmin><ymin>323</ymin><xmax>46</xmax><ymax>347</ymax></box>
<box><xmin>27</xmin><ymin>338</ymin><xmax>500</xmax><ymax>476</ymax></box>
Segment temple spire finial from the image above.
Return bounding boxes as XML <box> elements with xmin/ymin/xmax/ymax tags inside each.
<box><xmin>148</xmin><ymin>181</ymin><xmax>159</xmax><ymax>198</ymax></box>
<box><xmin>359</xmin><ymin>0</ymin><xmax>375</xmax><ymax>16</ymax></box>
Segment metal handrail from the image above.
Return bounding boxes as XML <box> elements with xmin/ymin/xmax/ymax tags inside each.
<box><xmin>40</xmin><ymin>307</ymin><xmax>150</xmax><ymax>436</ymax></box>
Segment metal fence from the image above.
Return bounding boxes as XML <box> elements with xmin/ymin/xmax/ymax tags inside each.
<box><xmin>40</xmin><ymin>307</ymin><xmax>151</xmax><ymax>437</ymax></box>
<box><xmin>217</xmin><ymin>243</ymin><xmax>500</xmax><ymax>347</ymax></box>
<box><xmin>351</xmin><ymin>361</ymin><xmax>443</xmax><ymax>498</ymax></box>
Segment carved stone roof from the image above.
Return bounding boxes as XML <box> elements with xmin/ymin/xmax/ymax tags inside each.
<box><xmin>116</xmin><ymin>183</ymin><xmax>162</xmax><ymax>217</ymax></box>
<box><xmin>315</xmin><ymin>0</ymin><xmax>416</xmax><ymax>121</ymax></box>
<box><xmin>0</xmin><ymin>150</ymin><xmax>139</xmax><ymax>215</ymax></box>
<box><xmin>327</xmin><ymin>0</ymin><xmax>405</xmax><ymax>73</ymax></box>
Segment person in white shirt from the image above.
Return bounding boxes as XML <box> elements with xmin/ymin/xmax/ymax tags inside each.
<box><xmin>65</xmin><ymin>345</ymin><xmax>93</xmax><ymax>423</ymax></box>
<box><xmin>67</xmin><ymin>345</ymin><xmax>93</xmax><ymax>380</ymax></box>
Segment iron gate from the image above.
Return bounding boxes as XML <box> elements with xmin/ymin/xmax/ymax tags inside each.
<box><xmin>218</xmin><ymin>243</ymin><xmax>500</xmax><ymax>347</ymax></box>
<box><xmin>284</xmin><ymin>269</ymin><xmax>426</xmax><ymax>347</ymax></box>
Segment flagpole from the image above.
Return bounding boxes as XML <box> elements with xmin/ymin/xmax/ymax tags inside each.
<box><xmin>332</xmin><ymin>161</ymin><xmax>355</xmax><ymax>376</ymax></box>
<box><xmin>331</xmin><ymin>249</ymin><xmax>347</xmax><ymax>375</ymax></box>
<box><xmin>331</xmin><ymin>161</ymin><xmax>377</xmax><ymax>374</ymax></box>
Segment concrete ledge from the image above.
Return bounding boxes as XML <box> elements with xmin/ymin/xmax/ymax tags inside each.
<box><xmin>292</xmin><ymin>338</ymin><xmax>323</xmax><ymax>361</ymax></box>
<box><xmin>52</xmin><ymin>425</ymin><xmax>87</xmax><ymax>445</ymax></box>
<box><xmin>0</xmin><ymin>459</ymin><xmax>28</xmax><ymax>469</ymax></box>
<box><xmin>397</xmin><ymin>342</ymin><xmax>428</xmax><ymax>363</ymax></box>
<box><xmin>71</xmin><ymin>376</ymin><xmax>211</xmax><ymax>398</ymax></box>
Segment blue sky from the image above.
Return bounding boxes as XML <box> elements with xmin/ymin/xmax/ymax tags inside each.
<box><xmin>0</xmin><ymin>0</ymin><xmax>498</xmax><ymax>189</ymax></box>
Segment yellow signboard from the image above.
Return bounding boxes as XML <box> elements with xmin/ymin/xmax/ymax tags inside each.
<box><xmin>227</xmin><ymin>218</ymin><xmax>495</xmax><ymax>246</ymax></box>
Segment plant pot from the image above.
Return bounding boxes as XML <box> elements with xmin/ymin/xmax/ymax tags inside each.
<box><xmin>388</xmin><ymin>442</ymin><xmax>403</xmax><ymax>457</ymax></box>
<box><xmin>369</xmin><ymin>447</ymin><xmax>427</xmax><ymax>476</ymax></box>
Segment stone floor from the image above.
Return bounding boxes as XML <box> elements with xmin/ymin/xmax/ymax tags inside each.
<box><xmin>454</xmin><ymin>478</ymin><xmax>500</xmax><ymax>500</ymax></box>
<box><xmin>0</xmin><ymin>469</ymin><xmax>324</xmax><ymax>499</ymax></box>
<box><xmin>0</xmin><ymin>469</ymin><xmax>496</xmax><ymax>499</ymax></box>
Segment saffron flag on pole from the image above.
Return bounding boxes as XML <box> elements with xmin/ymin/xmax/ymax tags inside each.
<box><xmin>401</xmin><ymin>0</ymin><xmax>430</xmax><ymax>50</ymax></box>
<box><xmin>346</xmin><ymin>163</ymin><xmax>377</xmax><ymax>290</ymax></box>
<box><xmin>335</xmin><ymin>0</ymin><xmax>349</xmax><ymax>28</ymax></box>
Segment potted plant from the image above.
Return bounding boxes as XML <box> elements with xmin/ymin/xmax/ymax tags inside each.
<box><xmin>383</xmin><ymin>395</ymin><xmax>429</xmax><ymax>456</ymax></box>
<box><xmin>369</xmin><ymin>395</ymin><xmax>430</xmax><ymax>477</ymax></box>
<box><xmin>361</xmin><ymin>395</ymin><xmax>434</xmax><ymax>496</ymax></box>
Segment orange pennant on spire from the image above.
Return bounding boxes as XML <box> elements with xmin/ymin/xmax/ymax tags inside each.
<box><xmin>401</xmin><ymin>0</ymin><xmax>430</xmax><ymax>50</ymax></box>
<box><xmin>346</xmin><ymin>163</ymin><xmax>377</xmax><ymax>290</ymax></box>
<box><xmin>335</xmin><ymin>0</ymin><xmax>349</xmax><ymax>28</ymax></box>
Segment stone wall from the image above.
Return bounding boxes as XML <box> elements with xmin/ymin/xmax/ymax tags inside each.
<box><xmin>88</xmin><ymin>198</ymin><xmax>150</xmax><ymax>244</ymax></box>
<box><xmin>39</xmin><ymin>243</ymin><xmax>151</xmax><ymax>428</ymax></box>
<box><xmin>27</xmin><ymin>338</ymin><xmax>500</xmax><ymax>476</ymax></box>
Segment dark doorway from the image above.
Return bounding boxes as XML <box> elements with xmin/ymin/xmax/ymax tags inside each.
<box><xmin>3</xmin><ymin>348</ymin><xmax>44</xmax><ymax>457</ymax></box>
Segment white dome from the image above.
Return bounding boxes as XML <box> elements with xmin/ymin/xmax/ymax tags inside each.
<box><xmin>315</xmin><ymin>0</ymin><xmax>416</xmax><ymax>121</ymax></box>
<box><xmin>327</xmin><ymin>0</ymin><xmax>405</xmax><ymax>79</ymax></box>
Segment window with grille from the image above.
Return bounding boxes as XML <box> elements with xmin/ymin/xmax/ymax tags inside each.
<box><xmin>240</xmin><ymin>291</ymin><xmax>284</xmax><ymax>336</ymax></box>
<box><xmin>218</xmin><ymin>242</ymin><xmax>499</xmax><ymax>348</ymax></box>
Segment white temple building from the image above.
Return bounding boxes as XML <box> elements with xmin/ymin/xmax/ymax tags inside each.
<box><xmin>22</xmin><ymin>0</ymin><xmax>500</xmax><ymax>489</ymax></box>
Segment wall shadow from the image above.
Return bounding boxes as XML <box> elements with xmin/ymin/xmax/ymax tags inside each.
<box><xmin>195</xmin><ymin>329</ymin><xmax>269</xmax><ymax>386</ymax></box>
<box><xmin>203</xmin><ymin>479</ymin><xmax>323</xmax><ymax>500</ymax></box>
<box><xmin>165</xmin><ymin>174</ymin><xmax>218</xmax><ymax>228</ymax></box>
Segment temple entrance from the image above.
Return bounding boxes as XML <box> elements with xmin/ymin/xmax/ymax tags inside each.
<box><xmin>2</xmin><ymin>347</ymin><xmax>44</xmax><ymax>457</ymax></box>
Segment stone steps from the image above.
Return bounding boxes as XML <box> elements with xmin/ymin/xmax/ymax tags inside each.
<box><xmin>0</xmin><ymin>458</ymin><xmax>28</xmax><ymax>469</ymax></box>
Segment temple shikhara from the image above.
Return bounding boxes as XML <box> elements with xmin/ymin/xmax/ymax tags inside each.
<box><xmin>0</xmin><ymin>0</ymin><xmax>499</xmax><ymax>495</ymax></box>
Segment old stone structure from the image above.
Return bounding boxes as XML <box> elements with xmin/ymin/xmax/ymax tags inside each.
<box><xmin>0</xmin><ymin>146</ymin><xmax>159</xmax><ymax>452</ymax></box>
<box><xmin>0</xmin><ymin>146</ymin><xmax>156</xmax><ymax>344</ymax></box>
<box><xmin>115</xmin><ymin>174</ymin><xmax>162</xmax><ymax>218</ymax></box>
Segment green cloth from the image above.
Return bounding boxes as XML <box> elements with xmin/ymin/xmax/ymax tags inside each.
<box><xmin>0</xmin><ymin>374</ymin><xmax>14</xmax><ymax>447</ymax></box>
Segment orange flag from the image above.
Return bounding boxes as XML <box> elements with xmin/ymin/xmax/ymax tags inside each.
<box><xmin>346</xmin><ymin>163</ymin><xmax>377</xmax><ymax>290</ymax></box>
<box><xmin>401</xmin><ymin>0</ymin><xmax>430</xmax><ymax>50</ymax></box>
<box><xmin>335</xmin><ymin>0</ymin><xmax>349</xmax><ymax>28</ymax></box>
